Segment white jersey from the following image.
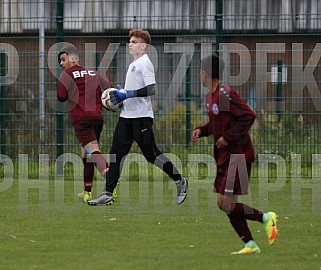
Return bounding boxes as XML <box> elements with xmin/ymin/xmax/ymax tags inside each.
<box><xmin>120</xmin><ymin>54</ymin><xmax>155</xmax><ymax>118</ymax></box>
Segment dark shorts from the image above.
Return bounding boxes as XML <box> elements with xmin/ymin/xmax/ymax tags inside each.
<box><xmin>214</xmin><ymin>163</ymin><xmax>251</xmax><ymax>195</ymax></box>
<box><xmin>73</xmin><ymin>120</ymin><xmax>103</xmax><ymax>147</ymax></box>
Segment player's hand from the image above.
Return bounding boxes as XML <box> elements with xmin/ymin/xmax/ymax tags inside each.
<box><xmin>109</xmin><ymin>84</ymin><xmax>135</xmax><ymax>106</ymax></box>
<box><xmin>116</xmin><ymin>84</ymin><xmax>136</xmax><ymax>98</ymax></box>
<box><xmin>216</xmin><ymin>136</ymin><xmax>228</xmax><ymax>149</ymax></box>
<box><xmin>109</xmin><ymin>88</ymin><xmax>127</xmax><ymax>106</ymax></box>
<box><xmin>192</xmin><ymin>129</ymin><xmax>201</xmax><ymax>144</ymax></box>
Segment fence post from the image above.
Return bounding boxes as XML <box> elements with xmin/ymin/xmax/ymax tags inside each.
<box><xmin>215</xmin><ymin>0</ymin><xmax>223</xmax><ymax>55</ymax></box>
<box><xmin>185</xmin><ymin>56</ymin><xmax>191</xmax><ymax>148</ymax></box>
<box><xmin>56</xmin><ymin>0</ymin><xmax>64</xmax><ymax>176</ymax></box>
<box><xmin>0</xmin><ymin>51</ymin><xmax>6</xmax><ymax>155</ymax></box>
<box><xmin>276</xmin><ymin>60</ymin><xmax>283</xmax><ymax>121</ymax></box>
<box><xmin>96</xmin><ymin>52</ymin><xmax>100</xmax><ymax>71</ymax></box>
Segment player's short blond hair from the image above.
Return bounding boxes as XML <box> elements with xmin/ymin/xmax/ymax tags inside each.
<box><xmin>129</xmin><ymin>29</ymin><xmax>151</xmax><ymax>44</ymax></box>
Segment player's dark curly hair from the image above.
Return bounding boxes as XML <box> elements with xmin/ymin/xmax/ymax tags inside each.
<box><xmin>129</xmin><ymin>29</ymin><xmax>151</xmax><ymax>44</ymax></box>
<box><xmin>58</xmin><ymin>44</ymin><xmax>79</xmax><ymax>61</ymax></box>
<box><xmin>201</xmin><ymin>54</ymin><xmax>225</xmax><ymax>80</ymax></box>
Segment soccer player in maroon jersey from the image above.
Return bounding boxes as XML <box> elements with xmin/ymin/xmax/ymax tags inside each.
<box><xmin>192</xmin><ymin>54</ymin><xmax>278</xmax><ymax>254</ymax></box>
<box><xmin>56</xmin><ymin>44</ymin><xmax>112</xmax><ymax>203</ymax></box>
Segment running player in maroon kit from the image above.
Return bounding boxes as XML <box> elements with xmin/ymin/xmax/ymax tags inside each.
<box><xmin>57</xmin><ymin>44</ymin><xmax>112</xmax><ymax>203</ymax></box>
<box><xmin>192</xmin><ymin>54</ymin><xmax>278</xmax><ymax>254</ymax></box>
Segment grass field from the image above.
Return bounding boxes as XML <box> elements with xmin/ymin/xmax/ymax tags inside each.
<box><xmin>1</xmin><ymin>177</ymin><xmax>320</xmax><ymax>270</ymax></box>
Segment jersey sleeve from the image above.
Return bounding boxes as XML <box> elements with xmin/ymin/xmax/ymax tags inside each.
<box><xmin>99</xmin><ymin>75</ymin><xmax>113</xmax><ymax>91</ymax></box>
<box><xmin>222</xmin><ymin>89</ymin><xmax>256</xmax><ymax>142</ymax></box>
<box><xmin>141</xmin><ymin>61</ymin><xmax>156</xmax><ymax>86</ymax></box>
<box><xmin>194</xmin><ymin>122</ymin><xmax>212</xmax><ymax>137</ymax></box>
<box><xmin>56</xmin><ymin>72</ymin><xmax>70</xmax><ymax>102</ymax></box>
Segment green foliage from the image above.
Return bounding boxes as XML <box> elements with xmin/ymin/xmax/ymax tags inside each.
<box><xmin>1</xmin><ymin>104</ymin><xmax>320</xmax><ymax>179</ymax></box>
<box><xmin>154</xmin><ymin>102</ymin><xmax>211</xmax><ymax>151</ymax></box>
<box><xmin>251</xmin><ymin>111</ymin><xmax>321</xmax><ymax>177</ymax></box>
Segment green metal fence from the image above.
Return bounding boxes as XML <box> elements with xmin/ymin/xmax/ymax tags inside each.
<box><xmin>0</xmin><ymin>0</ymin><xmax>321</xmax><ymax>179</ymax></box>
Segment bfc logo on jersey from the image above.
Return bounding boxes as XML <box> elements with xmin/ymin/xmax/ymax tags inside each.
<box><xmin>72</xmin><ymin>70</ymin><xmax>96</xmax><ymax>79</ymax></box>
<box><xmin>131</xmin><ymin>66</ymin><xmax>136</xmax><ymax>72</ymax></box>
<box><xmin>212</xmin><ymin>104</ymin><xmax>219</xmax><ymax>115</ymax></box>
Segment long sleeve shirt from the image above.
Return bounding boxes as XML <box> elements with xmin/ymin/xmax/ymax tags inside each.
<box><xmin>57</xmin><ymin>65</ymin><xmax>112</xmax><ymax>124</ymax></box>
<box><xmin>195</xmin><ymin>84</ymin><xmax>256</xmax><ymax>166</ymax></box>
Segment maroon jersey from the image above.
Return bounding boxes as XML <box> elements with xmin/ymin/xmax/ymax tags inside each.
<box><xmin>57</xmin><ymin>65</ymin><xmax>112</xmax><ymax>124</ymax></box>
<box><xmin>195</xmin><ymin>84</ymin><xmax>256</xmax><ymax>166</ymax></box>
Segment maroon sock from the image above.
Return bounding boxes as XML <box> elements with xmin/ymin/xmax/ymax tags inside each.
<box><xmin>90</xmin><ymin>151</ymin><xmax>109</xmax><ymax>177</ymax></box>
<box><xmin>232</xmin><ymin>203</ymin><xmax>264</xmax><ymax>223</ymax></box>
<box><xmin>84</xmin><ymin>180</ymin><xmax>93</xmax><ymax>192</ymax></box>
<box><xmin>228</xmin><ymin>214</ymin><xmax>253</xmax><ymax>243</ymax></box>
<box><xmin>83</xmin><ymin>158</ymin><xmax>94</xmax><ymax>192</ymax></box>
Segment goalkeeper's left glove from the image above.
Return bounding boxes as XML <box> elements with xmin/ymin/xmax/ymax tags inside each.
<box><xmin>109</xmin><ymin>84</ymin><xmax>135</xmax><ymax>106</ymax></box>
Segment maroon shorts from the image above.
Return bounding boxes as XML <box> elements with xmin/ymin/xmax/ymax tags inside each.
<box><xmin>72</xmin><ymin>120</ymin><xmax>103</xmax><ymax>147</ymax></box>
<box><xmin>214</xmin><ymin>163</ymin><xmax>251</xmax><ymax>195</ymax></box>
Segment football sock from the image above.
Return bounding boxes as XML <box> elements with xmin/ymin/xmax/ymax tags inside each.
<box><xmin>83</xmin><ymin>158</ymin><xmax>94</xmax><ymax>192</ymax></box>
<box><xmin>228</xmin><ymin>214</ymin><xmax>253</xmax><ymax>243</ymax></box>
<box><xmin>91</xmin><ymin>151</ymin><xmax>109</xmax><ymax>177</ymax></box>
<box><xmin>84</xmin><ymin>181</ymin><xmax>93</xmax><ymax>192</ymax></box>
<box><xmin>231</xmin><ymin>203</ymin><xmax>264</xmax><ymax>223</ymax></box>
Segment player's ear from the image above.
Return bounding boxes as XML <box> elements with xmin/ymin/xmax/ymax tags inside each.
<box><xmin>70</xmin><ymin>55</ymin><xmax>77</xmax><ymax>63</ymax></box>
<box><xmin>141</xmin><ymin>43</ymin><xmax>147</xmax><ymax>50</ymax></box>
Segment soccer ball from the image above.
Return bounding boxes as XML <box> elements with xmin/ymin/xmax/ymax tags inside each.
<box><xmin>101</xmin><ymin>88</ymin><xmax>123</xmax><ymax>112</ymax></box>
